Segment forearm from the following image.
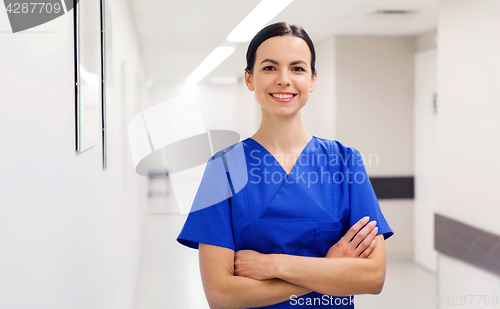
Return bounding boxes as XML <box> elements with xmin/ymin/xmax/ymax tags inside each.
<box><xmin>199</xmin><ymin>243</ymin><xmax>312</xmax><ymax>309</ymax></box>
<box><xmin>207</xmin><ymin>275</ymin><xmax>312</xmax><ymax>309</ymax></box>
<box><xmin>271</xmin><ymin>235</ymin><xmax>387</xmax><ymax>296</ymax></box>
<box><xmin>272</xmin><ymin>254</ymin><xmax>385</xmax><ymax>297</ymax></box>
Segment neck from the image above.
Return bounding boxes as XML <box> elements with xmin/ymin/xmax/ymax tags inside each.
<box><xmin>251</xmin><ymin>108</ymin><xmax>312</xmax><ymax>152</ymax></box>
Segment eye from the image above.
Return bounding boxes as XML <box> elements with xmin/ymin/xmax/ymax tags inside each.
<box><xmin>292</xmin><ymin>67</ymin><xmax>306</xmax><ymax>72</ymax></box>
<box><xmin>263</xmin><ymin>66</ymin><xmax>276</xmax><ymax>71</ymax></box>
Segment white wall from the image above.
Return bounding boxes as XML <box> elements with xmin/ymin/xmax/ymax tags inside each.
<box><xmin>303</xmin><ymin>36</ymin><xmax>336</xmax><ymax>140</ymax></box>
<box><xmin>336</xmin><ymin>36</ymin><xmax>415</xmax><ymax>176</ymax></box>
<box><xmin>437</xmin><ymin>0</ymin><xmax>500</xmax><ymax>305</ymax></box>
<box><xmin>0</xmin><ymin>1</ymin><xmax>147</xmax><ymax>308</ymax></box>
<box><xmin>414</xmin><ymin>49</ymin><xmax>438</xmax><ymax>273</ymax></box>
<box><xmin>416</xmin><ymin>30</ymin><xmax>437</xmax><ymax>53</ymax></box>
<box><xmin>335</xmin><ymin>36</ymin><xmax>416</xmax><ymax>261</ymax></box>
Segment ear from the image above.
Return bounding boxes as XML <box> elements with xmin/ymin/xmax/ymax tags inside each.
<box><xmin>309</xmin><ymin>73</ymin><xmax>318</xmax><ymax>92</ymax></box>
<box><xmin>245</xmin><ymin>71</ymin><xmax>254</xmax><ymax>91</ymax></box>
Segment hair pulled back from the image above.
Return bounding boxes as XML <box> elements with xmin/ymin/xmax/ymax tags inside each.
<box><xmin>245</xmin><ymin>22</ymin><xmax>317</xmax><ymax>76</ymax></box>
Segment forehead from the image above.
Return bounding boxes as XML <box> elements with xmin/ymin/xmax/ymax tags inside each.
<box><xmin>255</xmin><ymin>36</ymin><xmax>311</xmax><ymax>64</ymax></box>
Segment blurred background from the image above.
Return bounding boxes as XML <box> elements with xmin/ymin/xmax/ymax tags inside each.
<box><xmin>1</xmin><ymin>0</ymin><xmax>499</xmax><ymax>308</ymax></box>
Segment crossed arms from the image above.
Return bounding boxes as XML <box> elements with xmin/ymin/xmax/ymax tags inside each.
<box><xmin>199</xmin><ymin>217</ymin><xmax>387</xmax><ymax>309</ymax></box>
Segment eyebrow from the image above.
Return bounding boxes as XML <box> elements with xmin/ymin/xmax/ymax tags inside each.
<box><xmin>260</xmin><ymin>59</ymin><xmax>307</xmax><ymax>66</ymax></box>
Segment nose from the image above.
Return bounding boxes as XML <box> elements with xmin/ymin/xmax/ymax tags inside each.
<box><xmin>276</xmin><ymin>70</ymin><xmax>291</xmax><ymax>87</ymax></box>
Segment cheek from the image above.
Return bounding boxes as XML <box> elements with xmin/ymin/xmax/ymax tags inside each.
<box><xmin>293</xmin><ymin>76</ymin><xmax>311</xmax><ymax>89</ymax></box>
<box><xmin>254</xmin><ymin>76</ymin><xmax>271</xmax><ymax>90</ymax></box>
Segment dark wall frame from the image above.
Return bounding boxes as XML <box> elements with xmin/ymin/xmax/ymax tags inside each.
<box><xmin>435</xmin><ymin>213</ymin><xmax>500</xmax><ymax>276</ymax></box>
<box><xmin>101</xmin><ymin>0</ymin><xmax>107</xmax><ymax>169</ymax></box>
<box><xmin>370</xmin><ymin>176</ymin><xmax>414</xmax><ymax>199</ymax></box>
<box><xmin>74</xmin><ymin>0</ymin><xmax>101</xmax><ymax>154</ymax></box>
<box><xmin>74</xmin><ymin>0</ymin><xmax>107</xmax><ymax>170</ymax></box>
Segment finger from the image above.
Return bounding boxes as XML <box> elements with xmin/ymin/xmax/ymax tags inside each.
<box><xmin>354</xmin><ymin>226</ymin><xmax>378</xmax><ymax>256</ymax></box>
<box><xmin>352</xmin><ymin>220</ymin><xmax>377</xmax><ymax>247</ymax></box>
<box><xmin>342</xmin><ymin>216</ymin><xmax>370</xmax><ymax>243</ymax></box>
<box><xmin>354</xmin><ymin>225</ymin><xmax>377</xmax><ymax>256</ymax></box>
<box><xmin>353</xmin><ymin>221</ymin><xmax>376</xmax><ymax>249</ymax></box>
<box><xmin>358</xmin><ymin>236</ymin><xmax>377</xmax><ymax>258</ymax></box>
<box><xmin>234</xmin><ymin>263</ymin><xmax>241</xmax><ymax>275</ymax></box>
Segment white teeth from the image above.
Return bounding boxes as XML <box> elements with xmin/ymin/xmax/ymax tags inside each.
<box><xmin>272</xmin><ymin>94</ymin><xmax>294</xmax><ymax>99</ymax></box>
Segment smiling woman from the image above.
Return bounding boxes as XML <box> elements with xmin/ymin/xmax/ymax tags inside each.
<box><xmin>244</xmin><ymin>24</ymin><xmax>317</xmax><ymax>122</ymax></box>
<box><xmin>245</xmin><ymin>35</ymin><xmax>316</xmax><ymax>120</ymax></box>
<box><xmin>177</xmin><ymin>22</ymin><xmax>393</xmax><ymax>309</ymax></box>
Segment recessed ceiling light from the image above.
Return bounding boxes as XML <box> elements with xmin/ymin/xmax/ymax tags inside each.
<box><xmin>186</xmin><ymin>46</ymin><xmax>235</xmax><ymax>84</ymax></box>
<box><xmin>367</xmin><ymin>10</ymin><xmax>416</xmax><ymax>21</ymax></box>
<box><xmin>227</xmin><ymin>0</ymin><xmax>294</xmax><ymax>42</ymax></box>
<box><xmin>378</xmin><ymin>10</ymin><xmax>413</xmax><ymax>15</ymax></box>
<box><xmin>209</xmin><ymin>77</ymin><xmax>239</xmax><ymax>85</ymax></box>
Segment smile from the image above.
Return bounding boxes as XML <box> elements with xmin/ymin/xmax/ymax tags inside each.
<box><xmin>270</xmin><ymin>93</ymin><xmax>297</xmax><ymax>100</ymax></box>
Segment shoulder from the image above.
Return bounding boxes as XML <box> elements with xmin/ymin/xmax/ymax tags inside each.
<box><xmin>210</xmin><ymin>141</ymin><xmax>240</xmax><ymax>159</ymax></box>
<box><xmin>209</xmin><ymin>139</ymin><xmax>247</xmax><ymax>162</ymax></box>
<box><xmin>312</xmin><ymin>136</ymin><xmax>361</xmax><ymax>158</ymax></box>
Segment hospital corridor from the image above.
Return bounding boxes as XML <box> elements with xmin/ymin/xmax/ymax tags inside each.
<box><xmin>1</xmin><ymin>0</ymin><xmax>499</xmax><ymax>309</ymax></box>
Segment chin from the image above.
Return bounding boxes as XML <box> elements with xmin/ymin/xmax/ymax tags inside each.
<box><xmin>266</xmin><ymin>108</ymin><xmax>301</xmax><ymax>119</ymax></box>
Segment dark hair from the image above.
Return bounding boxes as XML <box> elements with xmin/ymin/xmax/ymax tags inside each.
<box><xmin>245</xmin><ymin>22</ymin><xmax>317</xmax><ymax>76</ymax></box>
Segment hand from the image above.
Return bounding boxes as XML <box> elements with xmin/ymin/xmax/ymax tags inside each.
<box><xmin>234</xmin><ymin>250</ymin><xmax>274</xmax><ymax>280</ymax></box>
<box><xmin>325</xmin><ymin>216</ymin><xmax>378</xmax><ymax>259</ymax></box>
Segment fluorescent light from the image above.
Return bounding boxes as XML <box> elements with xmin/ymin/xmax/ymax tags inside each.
<box><xmin>209</xmin><ymin>77</ymin><xmax>239</xmax><ymax>84</ymax></box>
<box><xmin>186</xmin><ymin>46</ymin><xmax>235</xmax><ymax>84</ymax></box>
<box><xmin>227</xmin><ymin>0</ymin><xmax>294</xmax><ymax>42</ymax></box>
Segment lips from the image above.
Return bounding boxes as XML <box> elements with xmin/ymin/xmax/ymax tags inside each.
<box><xmin>269</xmin><ymin>92</ymin><xmax>297</xmax><ymax>102</ymax></box>
<box><xmin>270</xmin><ymin>92</ymin><xmax>297</xmax><ymax>99</ymax></box>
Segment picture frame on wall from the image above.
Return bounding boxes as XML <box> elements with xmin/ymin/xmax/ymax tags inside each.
<box><xmin>74</xmin><ymin>0</ymin><xmax>102</xmax><ymax>155</ymax></box>
<box><xmin>101</xmin><ymin>0</ymin><xmax>109</xmax><ymax>169</ymax></box>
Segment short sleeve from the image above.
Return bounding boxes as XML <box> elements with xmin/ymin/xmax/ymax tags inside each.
<box><xmin>176</xmin><ymin>154</ymin><xmax>235</xmax><ymax>251</ymax></box>
<box><xmin>347</xmin><ymin>150</ymin><xmax>394</xmax><ymax>240</ymax></box>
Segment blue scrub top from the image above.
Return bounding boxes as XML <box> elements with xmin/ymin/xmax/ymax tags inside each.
<box><xmin>177</xmin><ymin>136</ymin><xmax>394</xmax><ymax>308</ymax></box>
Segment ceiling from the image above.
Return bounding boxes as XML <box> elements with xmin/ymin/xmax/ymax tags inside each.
<box><xmin>128</xmin><ymin>0</ymin><xmax>438</xmax><ymax>85</ymax></box>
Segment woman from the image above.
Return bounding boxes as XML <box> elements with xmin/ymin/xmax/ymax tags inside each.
<box><xmin>177</xmin><ymin>22</ymin><xmax>393</xmax><ymax>308</ymax></box>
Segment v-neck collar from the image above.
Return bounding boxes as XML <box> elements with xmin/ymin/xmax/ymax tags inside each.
<box><xmin>247</xmin><ymin>136</ymin><xmax>316</xmax><ymax>176</ymax></box>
